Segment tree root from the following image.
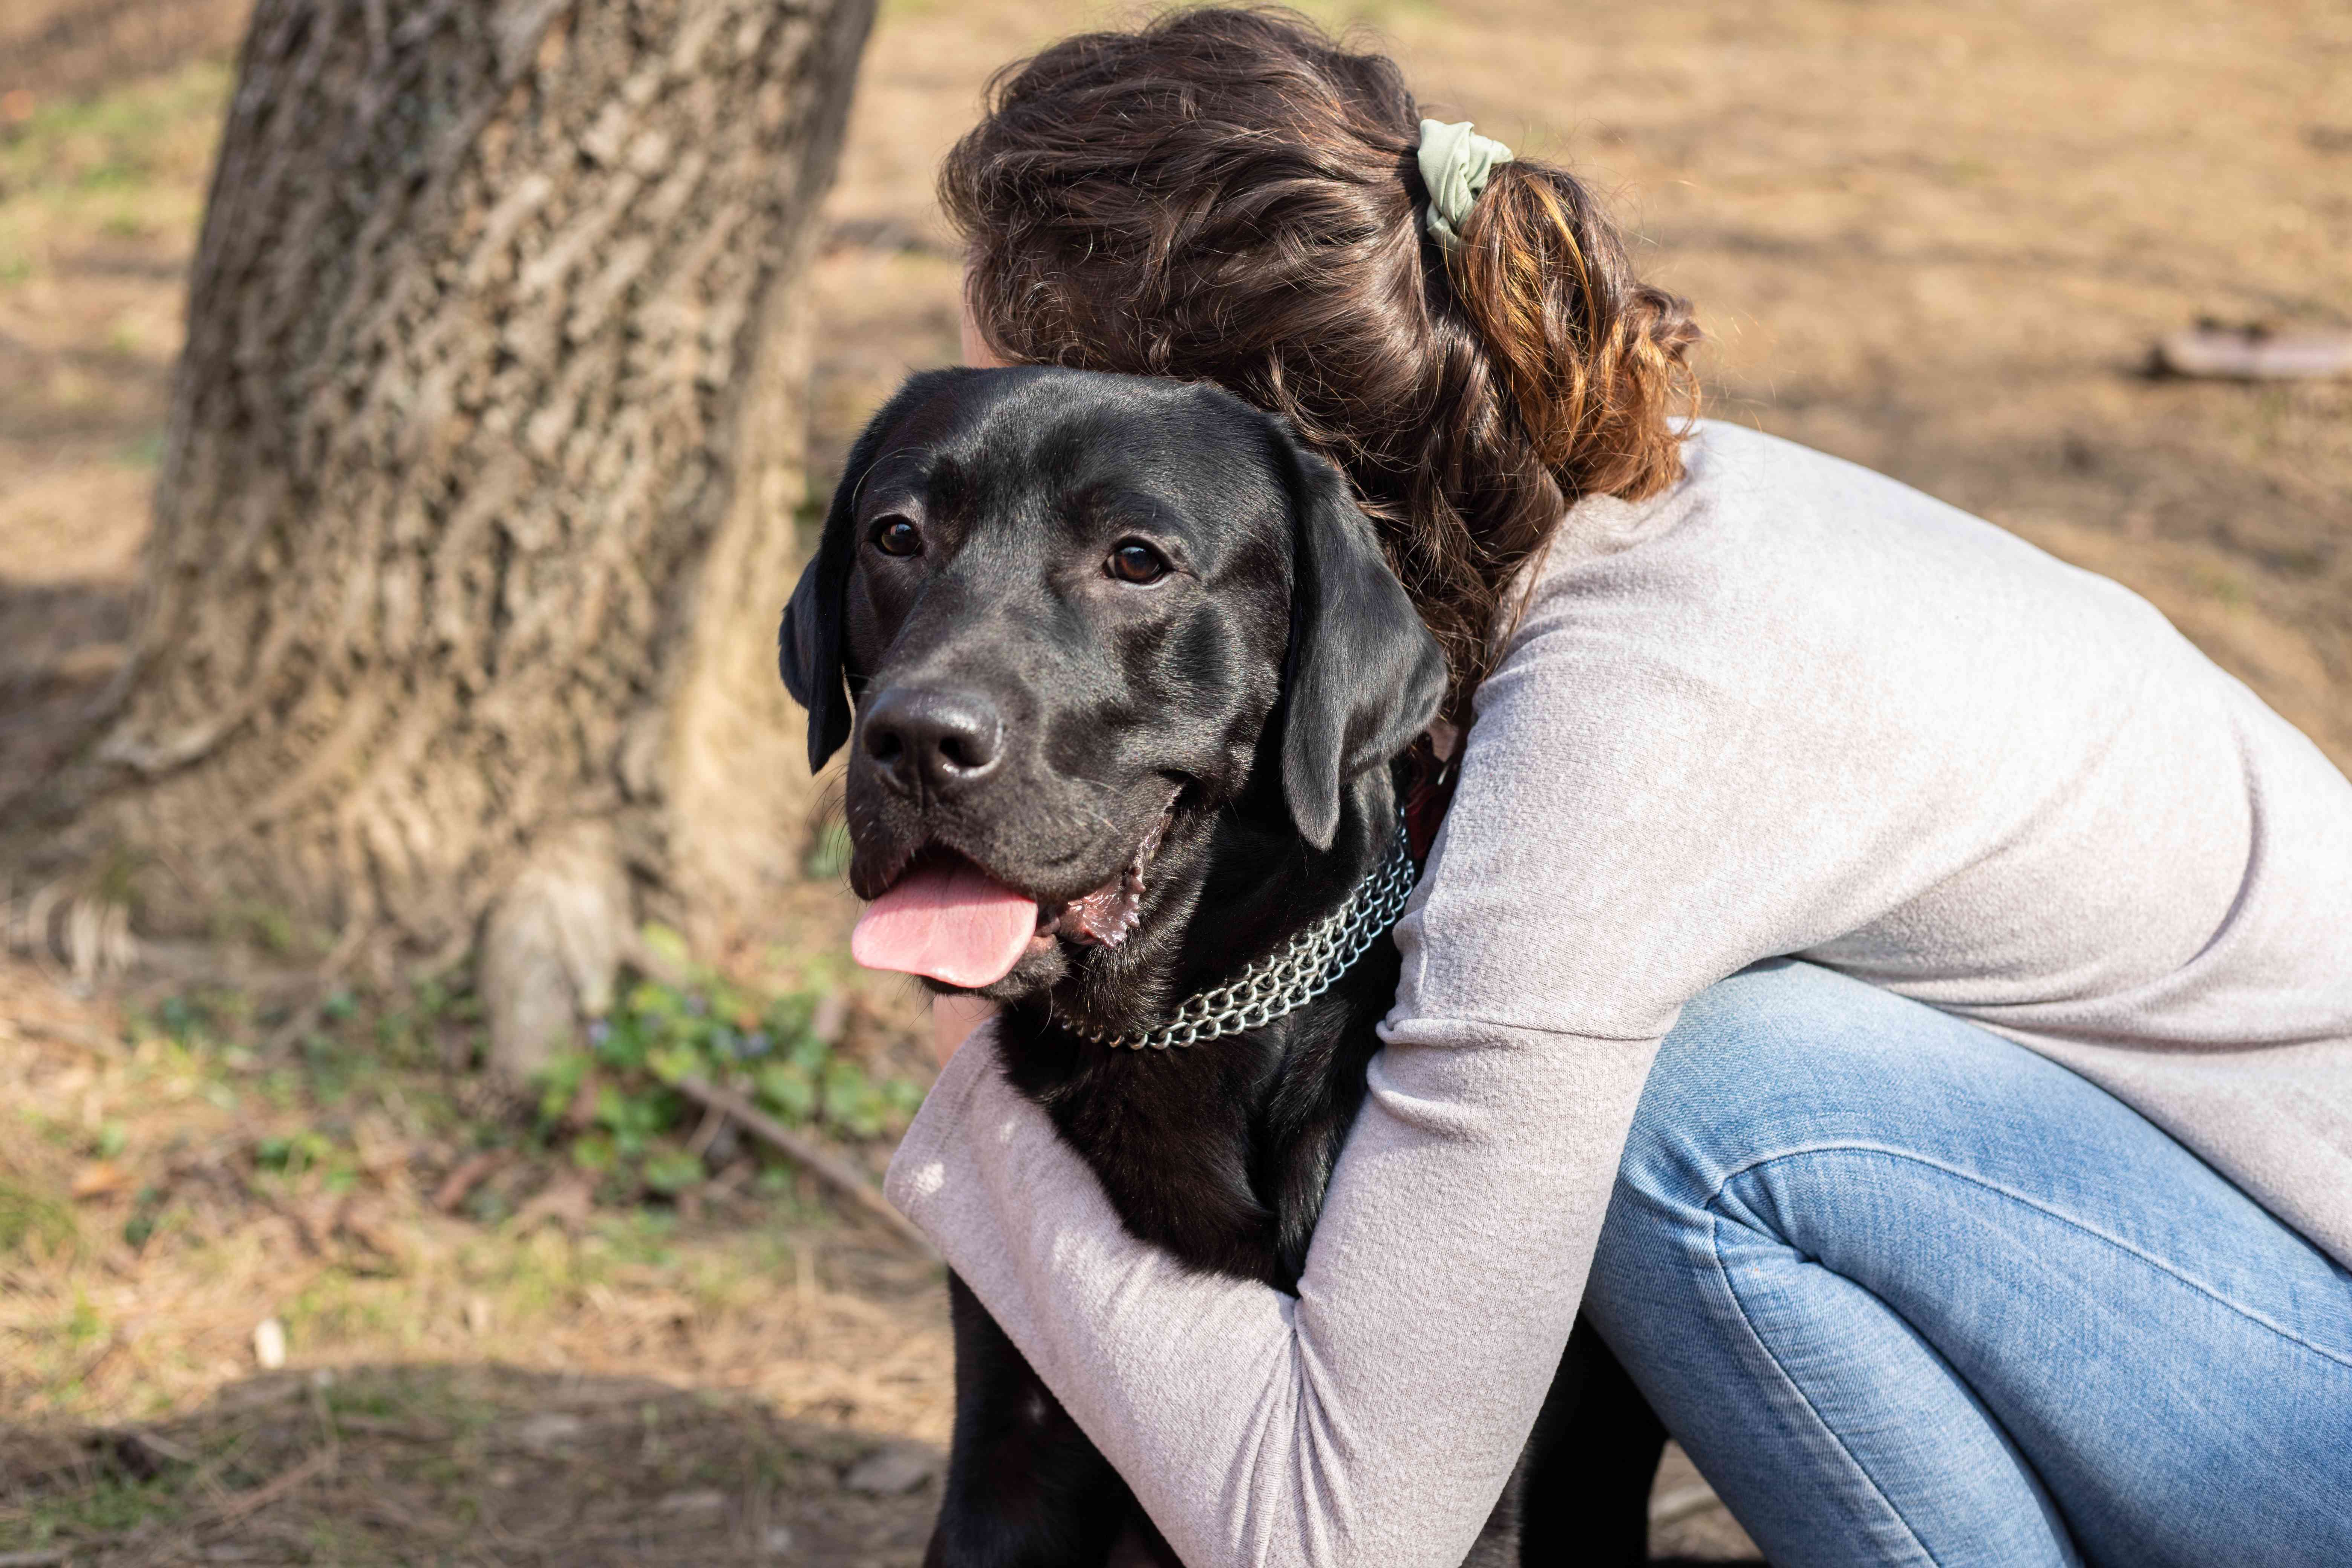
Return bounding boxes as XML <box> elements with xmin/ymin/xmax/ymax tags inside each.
<box><xmin>479</xmin><ymin>821</ymin><xmax>634</xmax><ymax>1087</ymax></box>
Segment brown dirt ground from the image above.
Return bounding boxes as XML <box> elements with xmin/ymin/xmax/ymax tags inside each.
<box><xmin>5</xmin><ymin>0</ymin><xmax>2349</xmax><ymax>1561</ymax></box>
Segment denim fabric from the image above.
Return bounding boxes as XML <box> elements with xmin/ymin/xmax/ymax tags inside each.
<box><xmin>1586</xmin><ymin>959</ymin><xmax>2352</xmax><ymax>1568</ymax></box>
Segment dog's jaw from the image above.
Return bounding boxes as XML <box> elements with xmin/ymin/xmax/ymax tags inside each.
<box><xmin>1028</xmin><ymin>788</ymin><xmax>1181</xmax><ymax>954</ymax></box>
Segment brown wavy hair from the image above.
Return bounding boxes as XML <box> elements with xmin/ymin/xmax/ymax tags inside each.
<box><xmin>940</xmin><ymin>6</ymin><xmax>1701</xmax><ymax>717</ymax></box>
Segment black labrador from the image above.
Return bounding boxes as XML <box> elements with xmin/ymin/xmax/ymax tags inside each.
<box><xmin>782</xmin><ymin>367</ymin><xmax>1674</xmax><ymax>1566</ymax></box>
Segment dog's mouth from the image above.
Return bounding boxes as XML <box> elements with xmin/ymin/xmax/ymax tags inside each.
<box><xmin>849</xmin><ymin>793</ymin><xmax>1181</xmax><ymax>990</ymax></box>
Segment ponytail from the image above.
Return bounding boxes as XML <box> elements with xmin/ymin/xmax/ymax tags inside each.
<box><xmin>1449</xmin><ymin>161</ymin><xmax>1701</xmax><ymax>506</ymax></box>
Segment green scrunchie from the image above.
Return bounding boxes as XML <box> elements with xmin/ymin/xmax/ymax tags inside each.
<box><xmin>1417</xmin><ymin>118</ymin><xmax>1514</xmax><ymax>251</ymax></box>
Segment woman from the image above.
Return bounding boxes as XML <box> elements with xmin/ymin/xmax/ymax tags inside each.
<box><xmin>882</xmin><ymin>11</ymin><xmax>2352</xmax><ymax>1566</ymax></box>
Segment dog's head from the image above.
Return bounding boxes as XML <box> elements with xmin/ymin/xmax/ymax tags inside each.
<box><xmin>780</xmin><ymin>368</ymin><xmax>1445</xmax><ymax>1003</ymax></box>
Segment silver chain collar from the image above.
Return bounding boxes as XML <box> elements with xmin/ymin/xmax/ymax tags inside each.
<box><xmin>1057</xmin><ymin>815</ymin><xmax>1418</xmax><ymax>1051</ymax></box>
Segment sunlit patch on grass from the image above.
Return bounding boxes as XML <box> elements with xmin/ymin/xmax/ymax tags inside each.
<box><xmin>0</xmin><ymin>59</ymin><xmax>228</xmax><ymax>317</ymax></box>
<box><xmin>0</xmin><ymin>1176</ymin><xmax>77</xmax><ymax>1256</ymax></box>
<box><xmin>0</xmin><ymin>60</ymin><xmax>233</xmax><ymax>200</ymax></box>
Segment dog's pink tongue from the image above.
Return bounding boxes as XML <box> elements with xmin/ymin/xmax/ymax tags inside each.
<box><xmin>852</xmin><ymin>860</ymin><xmax>1038</xmax><ymax>988</ymax></box>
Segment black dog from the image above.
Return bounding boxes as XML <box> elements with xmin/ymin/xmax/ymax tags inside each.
<box><xmin>782</xmin><ymin>367</ymin><xmax>1671</xmax><ymax>1566</ymax></box>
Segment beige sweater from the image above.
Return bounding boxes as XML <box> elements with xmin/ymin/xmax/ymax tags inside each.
<box><xmin>885</xmin><ymin>421</ymin><xmax>2352</xmax><ymax>1568</ymax></box>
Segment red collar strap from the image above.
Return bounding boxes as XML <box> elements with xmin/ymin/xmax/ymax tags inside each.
<box><xmin>1401</xmin><ymin>730</ymin><xmax>1460</xmax><ymax>865</ymax></box>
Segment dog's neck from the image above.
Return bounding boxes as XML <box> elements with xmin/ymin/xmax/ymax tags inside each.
<box><xmin>988</xmin><ymin>764</ymin><xmax>1407</xmax><ymax>1289</ymax></box>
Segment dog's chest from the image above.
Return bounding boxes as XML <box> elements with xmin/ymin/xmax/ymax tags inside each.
<box><xmin>998</xmin><ymin>992</ymin><xmax>1380</xmax><ymax>1291</ymax></box>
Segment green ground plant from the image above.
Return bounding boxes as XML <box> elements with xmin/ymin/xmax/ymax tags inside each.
<box><xmin>534</xmin><ymin>932</ymin><xmax>924</xmax><ymax>1197</ymax></box>
<box><xmin>90</xmin><ymin>930</ymin><xmax>922</xmax><ymax>1233</ymax></box>
<box><xmin>0</xmin><ymin>1176</ymin><xmax>76</xmax><ymax>1257</ymax></box>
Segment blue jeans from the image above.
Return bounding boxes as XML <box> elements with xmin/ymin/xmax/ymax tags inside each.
<box><xmin>1584</xmin><ymin>960</ymin><xmax>2352</xmax><ymax>1568</ymax></box>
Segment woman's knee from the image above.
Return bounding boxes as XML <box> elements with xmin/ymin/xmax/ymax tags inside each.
<box><xmin>1601</xmin><ymin>958</ymin><xmax>2053</xmax><ymax>1256</ymax></box>
<box><xmin>1614</xmin><ymin>960</ymin><xmax>1912</xmax><ymax>1205</ymax></box>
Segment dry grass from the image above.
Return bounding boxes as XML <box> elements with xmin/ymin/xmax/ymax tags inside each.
<box><xmin>0</xmin><ymin>0</ymin><xmax>249</xmax><ymax>106</ymax></box>
<box><xmin>0</xmin><ymin>958</ymin><xmax>949</xmax><ymax>1430</ymax></box>
<box><xmin>2</xmin><ymin>1364</ymin><xmax>939</xmax><ymax>1565</ymax></box>
<box><xmin>0</xmin><ymin>952</ymin><xmax>957</xmax><ymax>1562</ymax></box>
<box><xmin>4</xmin><ymin>0</ymin><xmax>2349</xmax><ymax>1561</ymax></box>
<box><xmin>0</xmin><ymin>54</ymin><xmax>233</xmax><ymax>791</ymax></box>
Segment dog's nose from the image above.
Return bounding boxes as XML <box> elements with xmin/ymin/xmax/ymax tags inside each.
<box><xmin>859</xmin><ymin>687</ymin><xmax>1004</xmax><ymax>798</ymax></box>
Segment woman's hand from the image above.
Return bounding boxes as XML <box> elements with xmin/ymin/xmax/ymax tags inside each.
<box><xmin>931</xmin><ymin>993</ymin><xmax>996</xmax><ymax>1067</ymax></box>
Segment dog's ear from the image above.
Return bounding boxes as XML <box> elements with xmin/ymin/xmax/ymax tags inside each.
<box><xmin>779</xmin><ymin>518</ymin><xmax>852</xmax><ymax>772</ymax></box>
<box><xmin>780</xmin><ymin>372</ymin><xmax>966</xmax><ymax>772</ymax></box>
<box><xmin>1276</xmin><ymin>433</ymin><xmax>1449</xmax><ymax>850</ymax></box>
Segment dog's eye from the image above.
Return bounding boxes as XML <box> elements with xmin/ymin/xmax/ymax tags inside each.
<box><xmin>1107</xmin><ymin>542</ymin><xmax>1168</xmax><ymax>584</ymax></box>
<box><xmin>870</xmin><ymin>518</ymin><xmax>922</xmax><ymax>557</ymax></box>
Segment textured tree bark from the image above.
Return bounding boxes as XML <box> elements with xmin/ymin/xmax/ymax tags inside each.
<box><xmin>6</xmin><ymin>0</ymin><xmax>875</xmax><ymax>1078</ymax></box>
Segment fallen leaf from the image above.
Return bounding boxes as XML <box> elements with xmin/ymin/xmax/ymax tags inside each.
<box><xmin>338</xmin><ymin>1196</ymin><xmax>412</xmax><ymax>1266</ymax></box>
<box><xmin>431</xmin><ymin>1150</ymin><xmax>509</xmax><ymax>1213</ymax></box>
<box><xmin>516</xmin><ymin>1411</ymin><xmax>584</xmax><ymax>1451</ymax></box>
<box><xmin>842</xmin><ymin>1443</ymin><xmax>939</xmax><ymax>1496</ymax></box>
<box><xmin>71</xmin><ymin>1161</ymin><xmax>133</xmax><ymax>1200</ymax></box>
<box><xmin>511</xmin><ymin>1174</ymin><xmax>594</xmax><ymax>1234</ymax></box>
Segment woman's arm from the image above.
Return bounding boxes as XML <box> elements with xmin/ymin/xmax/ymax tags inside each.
<box><xmin>890</xmin><ymin>1004</ymin><xmax>1660</xmax><ymax>1568</ymax></box>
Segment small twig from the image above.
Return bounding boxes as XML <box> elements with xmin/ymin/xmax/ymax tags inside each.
<box><xmin>1650</xmin><ymin>1481</ymin><xmax>1725</xmax><ymax>1526</ymax></box>
<box><xmin>431</xmin><ymin>1150</ymin><xmax>510</xmax><ymax>1213</ymax></box>
<box><xmin>683</xmin><ymin>1098</ymin><xmax>728</xmax><ymax>1159</ymax></box>
<box><xmin>19</xmin><ymin>1015</ymin><xmax>122</xmax><ymax>1056</ymax></box>
<box><xmin>622</xmin><ymin>929</ymin><xmax>691</xmax><ymax>988</ymax></box>
<box><xmin>260</xmin><ymin>920</ymin><xmax>369</xmax><ymax>1053</ymax></box>
<box><xmin>257</xmin><ymin>1190</ymin><xmax>344</xmax><ymax>1257</ymax></box>
<box><xmin>63</xmin><ymin>1327</ymin><xmax>127</xmax><ymax>1392</ymax></box>
<box><xmin>2154</xmin><ymin>323</ymin><xmax>2352</xmax><ymax>381</ymax></box>
<box><xmin>199</xmin><ymin>1442</ymin><xmax>336</xmax><ymax>1529</ymax></box>
<box><xmin>21</xmin><ymin>881</ymin><xmax>71</xmax><ymax>991</ymax></box>
<box><xmin>810</xmin><ymin>988</ymin><xmax>849</xmax><ymax>1046</ymax></box>
<box><xmin>106</xmin><ymin>1426</ymin><xmax>198</xmax><ymax>1467</ymax></box>
<box><xmin>406</xmin><ymin>926</ymin><xmax>475</xmax><ymax>990</ymax></box>
<box><xmin>672</xmin><ymin>1077</ymin><xmax>934</xmax><ymax>1258</ymax></box>
<box><xmin>327</xmin><ymin>1415</ymin><xmax>451</xmax><ymax>1441</ymax></box>
<box><xmin>306</xmin><ymin>1377</ymin><xmax>342</xmax><ymax>1474</ymax></box>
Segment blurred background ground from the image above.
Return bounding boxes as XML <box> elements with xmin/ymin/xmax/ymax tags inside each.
<box><xmin>1</xmin><ymin>0</ymin><xmax>2346</xmax><ymax>1561</ymax></box>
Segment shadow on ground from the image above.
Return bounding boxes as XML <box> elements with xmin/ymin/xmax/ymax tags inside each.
<box><xmin>0</xmin><ymin>1363</ymin><xmax>943</xmax><ymax>1566</ymax></box>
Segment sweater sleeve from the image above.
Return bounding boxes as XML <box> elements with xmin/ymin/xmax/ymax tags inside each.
<box><xmin>886</xmin><ymin>1006</ymin><xmax>1660</xmax><ymax>1568</ymax></box>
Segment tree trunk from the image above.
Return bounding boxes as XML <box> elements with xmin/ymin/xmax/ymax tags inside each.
<box><xmin>5</xmin><ymin>0</ymin><xmax>875</xmax><ymax>1078</ymax></box>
